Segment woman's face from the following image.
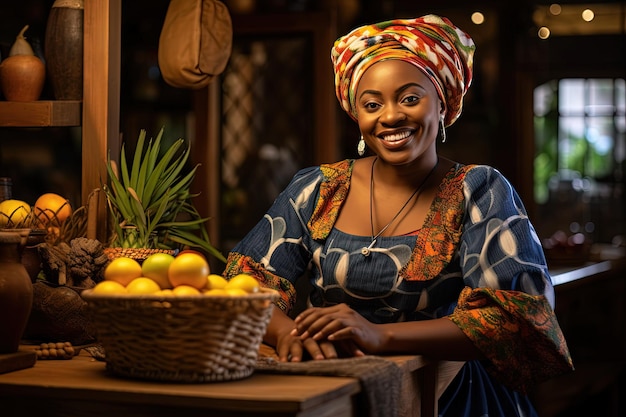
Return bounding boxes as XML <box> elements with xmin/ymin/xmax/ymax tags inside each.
<box><xmin>355</xmin><ymin>59</ymin><xmax>442</xmax><ymax>165</ymax></box>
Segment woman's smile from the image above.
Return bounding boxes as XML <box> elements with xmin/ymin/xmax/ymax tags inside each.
<box><xmin>379</xmin><ymin>129</ymin><xmax>413</xmax><ymax>142</ymax></box>
<box><xmin>377</xmin><ymin>129</ymin><xmax>415</xmax><ymax>149</ymax></box>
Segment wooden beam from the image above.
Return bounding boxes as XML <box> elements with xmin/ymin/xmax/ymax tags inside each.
<box><xmin>82</xmin><ymin>0</ymin><xmax>121</xmax><ymax>241</ymax></box>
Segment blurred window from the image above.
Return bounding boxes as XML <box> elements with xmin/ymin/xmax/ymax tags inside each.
<box><xmin>534</xmin><ymin>78</ymin><xmax>625</xmax><ymax>243</ymax></box>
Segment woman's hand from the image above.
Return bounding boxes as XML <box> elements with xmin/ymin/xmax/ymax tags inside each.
<box><xmin>291</xmin><ymin>304</ymin><xmax>387</xmax><ymax>355</ymax></box>
<box><xmin>274</xmin><ymin>327</ymin><xmax>343</xmax><ymax>361</ymax></box>
<box><xmin>266</xmin><ymin>306</ymin><xmax>342</xmax><ymax>362</ymax></box>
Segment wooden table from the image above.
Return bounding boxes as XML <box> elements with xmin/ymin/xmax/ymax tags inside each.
<box><xmin>0</xmin><ymin>348</ymin><xmax>463</xmax><ymax>417</ymax></box>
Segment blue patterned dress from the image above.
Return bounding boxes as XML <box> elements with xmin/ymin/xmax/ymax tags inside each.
<box><xmin>224</xmin><ymin>159</ymin><xmax>573</xmax><ymax>416</ymax></box>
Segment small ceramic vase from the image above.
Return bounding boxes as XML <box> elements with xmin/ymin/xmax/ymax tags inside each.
<box><xmin>0</xmin><ymin>229</ymin><xmax>33</xmax><ymax>353</ymax></box>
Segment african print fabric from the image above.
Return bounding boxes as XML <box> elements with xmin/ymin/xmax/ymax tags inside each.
<box><xmin>224</xmin><ymin>159</ymin><xmax>574</xmax><ymax>416</ymax></box>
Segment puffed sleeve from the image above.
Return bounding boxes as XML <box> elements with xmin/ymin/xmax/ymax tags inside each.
<box><xmin>446</xmin><ymin>166</ymin><xmax>573</xmax><ymax>392</ymax></box>
<box><xmin>223</xmin><ymin>166</ymin><xmax>323</xmax><ymax>313</ymax></box>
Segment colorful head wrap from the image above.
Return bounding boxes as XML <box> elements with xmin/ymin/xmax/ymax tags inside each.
<box><xmin>331</xmin><ymin>15</ymin><xmax>475</xmax><ymax>127</ymax></box>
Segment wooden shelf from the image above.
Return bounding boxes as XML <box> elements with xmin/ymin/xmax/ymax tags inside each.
<box><xmin>0</xmin><ymin>0</ymin><xmax>120</xmax><ymax>243</ymax></box>
<box><xmin>0</xmin><ymin>101</ymin><xmax>81</xmax><ymax>127</ymax></box>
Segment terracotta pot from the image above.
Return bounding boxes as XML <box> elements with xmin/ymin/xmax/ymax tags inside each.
<box><xmin>0</xmin><ymin>55</ymin><xmax>46</xmax><ymax>102</ymax></box>
<box><xmin>0</xmin><ymin>230</ymin><xmax>33</xmax><ymax>353</ymax></box>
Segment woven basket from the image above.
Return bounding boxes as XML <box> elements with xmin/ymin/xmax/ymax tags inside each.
<box><xmin>81</xmin><ymin>288</ymin><xmax>279</xmax><ymax>382</ymax></box>
<box><xmin>104</xmin><ymin>247</ymin><xmax>178</xmax><ymax>262</ymax></box>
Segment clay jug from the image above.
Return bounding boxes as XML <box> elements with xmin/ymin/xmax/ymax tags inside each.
<box><xmin>44</xmin><ymin>0</ymin><xmax>84</xmax><ymax>100</ymax></box>
<box><xmin>22</xmin><ymin>229</ymin><xmax>47</xmax><ymax>282</ymax></box>
<box><xmin>0</xmin><ymin>230</ymin><xmax>33</xmax><ymax>353</ymax></box>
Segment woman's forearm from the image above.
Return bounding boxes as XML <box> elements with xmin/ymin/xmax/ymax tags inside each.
<box><xmin>378</xmin><ymin>317</ymin><xmax>484</xmax><ymax>361</ymax></box>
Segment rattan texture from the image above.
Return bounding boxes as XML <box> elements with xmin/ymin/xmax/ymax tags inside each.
<box><xmin>82</xmin><ymin>288</ymin><xmax>278</xmax><ymax>382</ymax></box>
<box><xmin>103</xmin><ymin>247</ymin><xmax>178</xmax><ymax>261</ymax></box>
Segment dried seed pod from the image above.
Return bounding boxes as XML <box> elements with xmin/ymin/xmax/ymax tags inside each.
<box><xmin>9</xmin><ymin>25</ymin><xmax>35</xmax><ymax>56</ymax></box>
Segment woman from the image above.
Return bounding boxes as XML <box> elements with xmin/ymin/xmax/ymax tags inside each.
<box><xmin>224</xmin><ymin>15</ymin><xmax>573</xmax><ymax>416</ymax></box>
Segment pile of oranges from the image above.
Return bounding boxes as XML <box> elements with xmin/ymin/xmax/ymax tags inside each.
<box><xmin>92</xmin><ymin>251</ymin><xmax>259</xmax><ymax>297</ymax></box>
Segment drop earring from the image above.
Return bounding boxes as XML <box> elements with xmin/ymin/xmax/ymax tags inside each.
<box><xmin>439</xmin><ymin>115</ymin><xmax>447</xmax><ymax>143</ymax></box>
<box><xmin>357</xmin><ymin>135</ymin><xmax>366</xmax><ymax>156</ymax></box>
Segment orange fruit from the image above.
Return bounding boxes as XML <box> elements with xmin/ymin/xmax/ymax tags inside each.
<box><xmin>225</xmin><ymin>273</ymin><xmax>260</xmax><ymax>293</ymax></box>
<box><xmin>177</xmin><ymin>249</ymin><xmax>207</xmax><ymax>259</ymax></box>
<box><xmin>168</xmin><ymin>252</ymin><xmax>210</xmax><ymax>289</ymax></box>
<box><xmin>206</xmin><ymin>274</ymin><xmax>228</xmax><ymax>290</ymax></box>
<box><xmin>141</xmin><ymin>252</ymin><xmax>175</xmax><ymax>289</ymax></box>
<box><xmin>34</xmin><ymin>192</ymin><xmax>72</xmax><ymax>226</ymax></box>
<box><xmin>172</xmin><ymin>285</ymin><xmax>201</xmax><ymax>296</ymax></box>
<box><xmin>91</xmin><ymin>280</ymin><xmax>128</xmax><ymax>295</ymax></box>
<box><xmin>104</xmin><ymin>257</ymin><xmax>143</xmax><ymax>286</ymax></box>
<box><xmin>126</xmin><ymin>277</ymin><xmax>161</xmax><ymax>295</ymax></box>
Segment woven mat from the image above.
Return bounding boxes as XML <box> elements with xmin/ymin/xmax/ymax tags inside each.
<box><xmin>255</xmin><ymin>355</ymin><xmax>402</xmax><ymax>417</ymax></box>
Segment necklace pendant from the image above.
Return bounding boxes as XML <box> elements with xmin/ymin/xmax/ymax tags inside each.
<box><xmin>361</xmin><ymin>239</ymin><xmax>376</xmax><ymax>256</ymax></box>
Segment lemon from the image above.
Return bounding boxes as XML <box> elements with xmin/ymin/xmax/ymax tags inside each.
<box><xmin>204</xmin><ymin>288</ymin><xmax>228</xmax><ymax>296</ymax></box>
<box><xmin>225</xmin><ymin>273</ymin><xmax>260</xmax><ymax>293</ymax></box>
<box><xmin>207</xmin><ymin>274</ymin><xmax>228</xmax><ymax>290</ymax></box>
<box><xmin>0</xmin><ymin>199</ymin><xmax>31</xmax><ymax>227</ymax></box>
<box><xmin>92</xmin><ymin>280</ymin><xmax>128</xmax><ymax>295</ymax></box>
<box><xmin>104</xmin><ymin>257</ymin><xmax>143</xmax><ymax>286</ymax></box>
<box><xmin>126</xmin><ymin>277</ymin><xmax>161</xmax><ymax>295</ymax></box>
<box><xmin>172</xmin><ymin>285</ymin><xmax>201</xmax><ymax>296</ymax></box>
<box><xmin>141</xmin><ymin>252</ymin><xmax>175</xmax><ymax>289</ymax></box>
<box><xmin>224</xmin><ymin>287</ymin><xmax>249</xmax><ymax>297</ymax></box>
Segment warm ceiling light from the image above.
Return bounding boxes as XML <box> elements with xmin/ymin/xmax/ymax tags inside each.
<box><xmin>538</xmin><ymin>26</ymin><xmax>551</xmax><ymax>39</ymax></box>
<box><xmin>582</xmin><ymin>9</ymin><xmax>595</xmax><ymax>22</ymax></box>
<box><xmin>533</xmin><ymin>3</ymin><xmax>621</xmax><ymax>36</ymax></box>
<box><xmin>549</xmin><ymin>3</ymin><xmax>562</xmax><ymax>16</ymax></box>
<box><xmin>471</xmin><ymin>12</ymin><xmax>485</xmax><ymax>25</ymax></box>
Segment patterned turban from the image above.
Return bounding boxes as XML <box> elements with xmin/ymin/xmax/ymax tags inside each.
<box><xmin>331</xmin><ymin>15</ymin><xmax>475</xmax><ymax>127</ymax></box>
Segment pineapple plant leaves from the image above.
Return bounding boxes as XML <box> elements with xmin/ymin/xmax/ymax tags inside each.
<box><xmin>102</xmin><ymin>127</ymin><xmax>225</xmax><ymax>263</ymax></box>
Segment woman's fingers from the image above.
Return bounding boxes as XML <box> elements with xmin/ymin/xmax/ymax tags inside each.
<box><xmin>302</xmin><ymin>337</ymin><xmax>336</xmax><ymax>360</ymax></box>
<box><xmin>333</xmin><ymin>339</ymin><xmax>366</xmax><ymax>357</ymax></box>
<box><xmin>290</xmin><ymin>304</ymin><xmax>383</xmax><ymax>355</ymax></box>
<box><xmin>292</xmin><ymin>305</ymin><xmax>349</xmax><ymax>338</ymax></box>
<box><xmin>276</xmin><ymin>333</ymin><xmax>303</xmax><ymax>362</ymax></box>
<box><xmin>291</xmin><ymin>307</ymin><xmax>329</xmax><ymax>338</ymax></box>
<box><xmin>317</xmin><ymin>340</ymin><xmax>339</xmax><ymax>359</ymax></box>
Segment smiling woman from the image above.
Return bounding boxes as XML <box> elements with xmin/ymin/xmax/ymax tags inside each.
<box><xmin>222</xmin><ymin>14</ymin><xmax>573</xmax><ymax>417</ymax></box>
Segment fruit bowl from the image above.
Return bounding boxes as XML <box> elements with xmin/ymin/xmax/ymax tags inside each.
<box><xmin>81</xmin><ymin>287</ymin><xmax>279</xmax><ymax>382</ymax></box>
